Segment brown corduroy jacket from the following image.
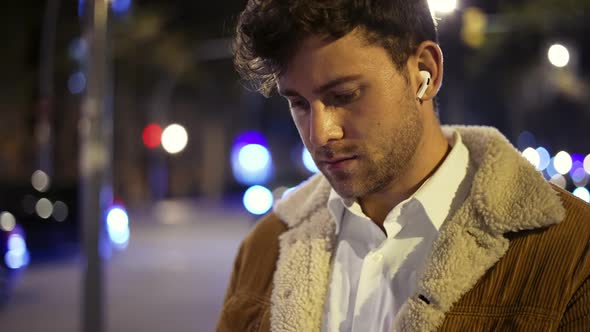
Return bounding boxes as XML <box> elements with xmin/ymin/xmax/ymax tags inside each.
<box><xmin>217</xmin><ymin>126</ymin><xmax>590</xmax><ymax>331</ymax></box>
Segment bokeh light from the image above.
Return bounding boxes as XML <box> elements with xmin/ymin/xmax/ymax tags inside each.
<box><xmin>233</xmin><ymin>131</ymin><xmax>267</xmax><ymax>147</ymax></box>
<box><xmin>142</xmin><ymin>123</ymin><xmax>163</xmax><ymax>149</ymax></box>
<box><xmin>31</xmin><ymin>170</ymin><xmax>50</xmax><ymax>192</ymax></box>
<box><xmin>461</xmin><ymin>7</ymin><xmax>487</xmax><ymax>48</ymax></box>
<box><xmin>231</xmin><ymin>132</ymin><xmax>273</xmax><ymax>185</ymax></box>
<box><xmin>545</xmin><ymin>157</ymin><xmax>559</xmax><ymax>179</ymax></box>
<box><xmin>554</xmin><ymin>151</ymin><xmax>573</xmax><ymax>175</ymax></box>
<box><xmin>53</xmin><ymin>201</ymin><xmax>69</xmax><ymax>222</ymax></box>
<box><xmin>35</xmin><ymin>198</ymin><xmax>53</xmax><ymax>219</ymax></box>
<box><xmin>78</xmin><ymin>0</ymin><xmax>85</xmax><ymax>17</ymax></box>
<box><xmin>428</xmin><ymin>0</ymin><xmax>458</xmax><ymax>14</ymax></box>
<box><xmin>573</xmin><ymin>175</ymin><xmax>589</xmax><ymax>188</ymax></box>
<box><xmin>5</xmin><ymin>250</ymin><xmax>30</xmax><ymax>270</ymax></box>
<box><xmin>243</xmin><ymin>185</ymin><xmax>273</xmax><ymax>215</ymax></box>
<box><xmin>68</xmin><ymin>71</ymin><xmax>87</xmax><ymax>94</ymax></box>
<box><xmin>548</xmin><ymin>44</ymin><xmax>570</xmax><ymax>68</ymax></box>
<box><xmin>570</xmin><ymin>160</ymin><xmax>584</xmax><ymax>177</ymax></box>
<box><xmin>111</xmin><ymin>0</ymin><xmax>132</xmax><ymax>14</ymax></box>
<box><xmin>549</xmin><ymin>174</ymin><xmax>566</xmax><ymax>189</ymax></box>
<box><xmin>5</xmin><ymin>234</ymin><xmax>29</xmax><ymax>269</ymax></box>
<box><xmin>584</xmin><ymin>155</ymin><xmax>590</xmax><ymax>174</ymax></box>
<box><xmin>536</xmin><ymin>147</ymin><xmax>551</xmax><ymax>171</ymax></box>
<box><xmin>238</xmin><ymin>144</ymin><xmax>271</xmax><ymax>172</ymax></box>
<box><xmin>106</xmin><ymin>206</ymin><xmax>130</xmax><ymax>249</ymax></box>
<box><xmin>573</xmin><ymin>187</ymin><xmax>590</xmax><ymax>203</ymax></box>
<box><xmin>571</xmin><ymin>153</ymin><xmax>585</xmax><ymax>164</ymax></box>
<box><xmin>8</xmin><ymin>234</ymin><xmax>26</xmax><ymax>256</ymax></box>
<box><xmin>572</xmin><ymin>167</ymin><xmax>588</xmax><ymax>183</ymax></box>
<box><xmin>302</xmin><ymin>147</ymin><xmax>320</xmax><ymax>173</ymax></box>
<box><xmin>161</xmin><ymin>124</ymin><xmax>188</xmax><ymax>154</ymax></box>
<box><xmin>0</xmin><ymin>212</ymin><xmax>16</xmax><ymax>232</ymax></box>
<box><xmin>522</xmin><ymin>148</ymin><xmax>540</xmax><ymax>169</ymax></box>
<box><xmin>68</xmin><ymin>38</ymin><xmax>88</xmax><ymax>61</ymax></box>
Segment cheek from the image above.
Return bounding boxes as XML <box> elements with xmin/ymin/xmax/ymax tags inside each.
<box><xmin>291</xmin><ymin>114</ymin><xmax>310</xmax><ymax>141</ymax></box>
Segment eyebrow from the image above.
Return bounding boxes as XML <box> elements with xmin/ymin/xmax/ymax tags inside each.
<box><xmin>278</xmin><ymin>74</ymin><xmax>363</xmax><ymax>97</ymax></box>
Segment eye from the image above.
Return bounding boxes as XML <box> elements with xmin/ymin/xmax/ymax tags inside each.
<box><xmin>288</xmin><ymin>98</ymin><xmax>309</xmax><ymax>112</ymax></box>
<box><xmin>329</xmin><ymin>89</ymin><xmax>361</xmax><ymax>106</ymax></box>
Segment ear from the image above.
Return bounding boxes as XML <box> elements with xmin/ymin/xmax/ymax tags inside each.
<box><xmin>408</xmin><ymin>41</ymin><xmax>444</xmax><ymax>102</ymax></box>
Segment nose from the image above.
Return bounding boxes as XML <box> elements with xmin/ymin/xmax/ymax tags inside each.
<box><xmin>309</xmin><ymin>101</ymin><xmax>344</xmax><ymax>147</ymax></box>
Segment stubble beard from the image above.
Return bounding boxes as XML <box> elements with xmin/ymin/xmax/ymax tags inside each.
<box><xmin>319</xmin><ymin>97</ymin><xmax>424</xmax><ymax>200</ymax></box>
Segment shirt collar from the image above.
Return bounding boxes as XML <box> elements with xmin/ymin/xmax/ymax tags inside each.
<box><xmin>327</xmin><ymin>129</ymin><xmax>470</xmax><ymax>236</ymax></box>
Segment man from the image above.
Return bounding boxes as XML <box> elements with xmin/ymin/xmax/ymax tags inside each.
<box><xmin>217</xmin><ymin>0</ymin><xmax>590</xmax><ymax>331</ymax></box>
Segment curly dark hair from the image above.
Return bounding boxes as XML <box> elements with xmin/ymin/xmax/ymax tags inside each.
<box><xmin>234</xmin><ymin>0</ymin><xmax>438</xmax><ymax>96</ymax></box>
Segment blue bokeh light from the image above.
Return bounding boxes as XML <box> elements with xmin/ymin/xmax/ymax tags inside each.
<box><xmin>302</xmin><ymin>147</ymin><xmax>320</xmax><ymax>173</ymax></box>
<box><xmin>573</xmin><ymin>187</ymin><xmax>590</xmax><ymax>203</ymax></box>
<box><xmin>231</xmin><ymin>132</ymin><xmax>273</xmax><ymax>185</ymax></box>
<box><xmin>110</xmin><ymin>226</ymin><xmax>130</xmax><ymax>247</ymax></box>
<box><xmin>112</xmin><ymin>0</ymin><xmax>132</xmax><ymax>14</ymax></box>
<box><xmin>536</xmin><ymin>147</ymin><xmax>551</xmax><ymax>171</ymax></box>
<box><xmin>5</xmin><ymin>251</ymin><xmax>24</xmax><ymax>270</ymax></box>
<box><xmin>106</xmin><ymin>206</ymin><xmax>130</xmax><ymax>249</ymax></box>
<box><xmin>78</xmin><ymin>0</ymin><xmax>85</xmax><ymax>17</ymax></box>
<box><xmin>234</xmin><ymin>131</ymin><xmax>267</xmax><ymax>147</ymax></box>
<box><xmin>243</xmin><ymin>186</ymin><xmax>274</xmax><ymax>215</ymax></box>
<box><xmin>572</xmin><ymin>154</ymin><xmax>585</xmax><ymax>164</ymax></box>
<box><xmin>68</xmin><ymin>38</ymin><xmax>88</xmax><ymax>61</ymax></box>
<box><xmin>545</xmin><ymin>157</ymin><xmax>559</xmax><ymax>178</ymax></box>
<box><xmin>4</xmin><ymin>234</ymin><xmax>29</xmax><ymax>269</ymax></box>
<box><xmin>570</xmin><ymin>161</ymin><xmax>585</xmax><ymax>177</ymax></box>
<box><xmin>238</xmin><ymin>144</ymin><xmax>271</xmax><ymax>172</ymax></box>
<box><xmin>572</xmin><ymin>168</ymin><xmax>588</xmax><ymax>186</ymax></box>
<box><xmin>8</xmin><ymin>234</ymin><xmax>26</xmax><ymax>256</ymax></box>
<box><xmin>68</xmin><ymin>72</ymin><xmax>87</xmax><ymax>95</ymax></box>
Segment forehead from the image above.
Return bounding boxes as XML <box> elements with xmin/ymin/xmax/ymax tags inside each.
<box><xmin>277</xmin><ymin>31</ymin><xmax>393</xmax><ymax>92</ymax></box>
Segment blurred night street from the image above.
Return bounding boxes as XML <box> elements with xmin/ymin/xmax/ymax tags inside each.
<box><xmin>0</xmin><ymin>0</ymin><xmax>588</xmax><ymax>331</ymax></box>
<box><xmin>0</xmin><ymin>199</ymin><xmax>252</xmax><ymax>332</ymax></box>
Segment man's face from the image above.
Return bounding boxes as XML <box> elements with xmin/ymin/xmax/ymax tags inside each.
<box><xmin>277</xmin><ymin>30</ymin><xmax>424</xmax><ymax>199</ymax></box>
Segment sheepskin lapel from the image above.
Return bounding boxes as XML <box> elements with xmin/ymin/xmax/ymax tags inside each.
<box><xmin>392</xmin><ymin>126</ymin><xmax>566</xmax><ymax>331</ymax></box>
<box><xmin>270</xmin><ymin>126</ymin><xmax>565</xmax><ymax>332</ymax></box>
<box><xmin>271</xmin><ymin>175</ymin><xmax>336</xmax><ymax>332</ymax></box>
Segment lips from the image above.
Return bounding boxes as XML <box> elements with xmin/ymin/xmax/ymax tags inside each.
<box><xmin>319</xmin><ymin>156</ymin><xmax>357</xmax><ymax>170</ymax></box>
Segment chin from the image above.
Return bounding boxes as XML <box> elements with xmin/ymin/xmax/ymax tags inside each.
<box><xmin>329</xmin><ymin>180</ymin><xmax>365</xmax><ymax>200</ymax></box>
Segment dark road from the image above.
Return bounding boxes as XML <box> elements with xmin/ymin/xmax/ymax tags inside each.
<box><xmin>0</xmin><ymin>199</ymin><xmax>254</xmax><ymax>332</ymax></box>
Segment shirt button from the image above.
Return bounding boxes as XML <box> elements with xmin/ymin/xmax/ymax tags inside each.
<box><xmin>373</xmin><ymin>253</ymin><xmax>383</xmax><ymax>262</ymax></box>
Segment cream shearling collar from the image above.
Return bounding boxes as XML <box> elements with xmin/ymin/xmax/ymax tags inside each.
<box><xmin>270</xmin><ymin>125</ymin><xmax>565</xmax><ymax>332</ymax></box>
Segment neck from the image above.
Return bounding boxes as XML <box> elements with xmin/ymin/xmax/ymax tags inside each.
<box><xmin>358</xmin><ymin>120</ymin><xmax>450</xmax><ymax>228</ymax></box>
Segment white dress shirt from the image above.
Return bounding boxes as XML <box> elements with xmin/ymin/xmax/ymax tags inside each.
<box><xmin>321</xmin><ymin>130</ymin><xmax>470</xmax><ymax>332</ymax></box>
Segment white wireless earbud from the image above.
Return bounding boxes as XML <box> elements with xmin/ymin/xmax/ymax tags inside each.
<box><xmin>416</xmin><ymin>70</ymin><xmax>431</xmax><ymax>100</ymax></box>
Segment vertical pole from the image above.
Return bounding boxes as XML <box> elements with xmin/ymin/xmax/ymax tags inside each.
<box><xmin>38</xmin><ymin>0</ymin><xmax>61</xmax><ymax>176</ymax></box>
<box><xmin>80</xmin><ymin>0</ymin><xmax>110</xmax><ymax>332</ymax></box>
